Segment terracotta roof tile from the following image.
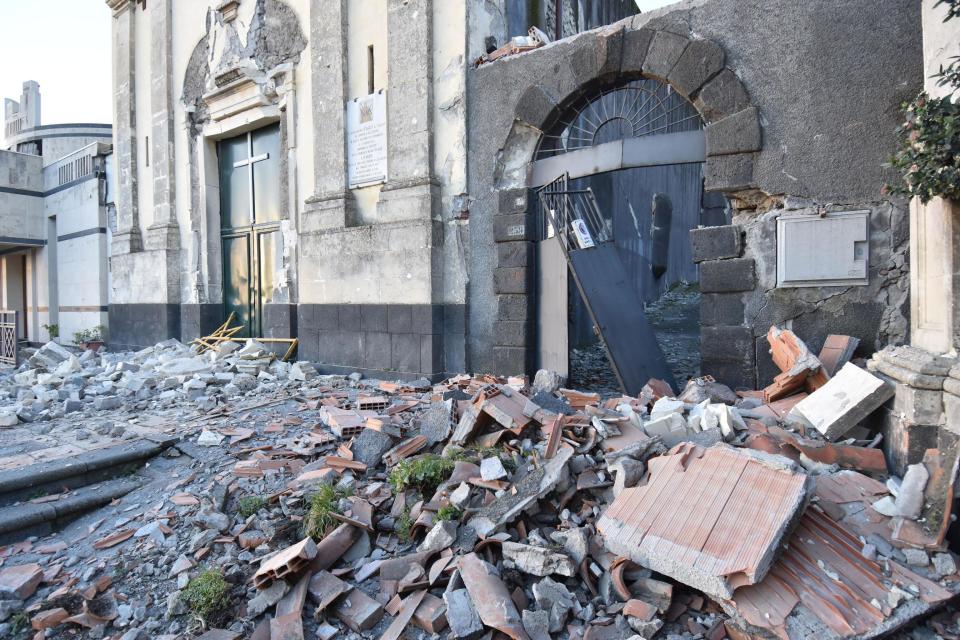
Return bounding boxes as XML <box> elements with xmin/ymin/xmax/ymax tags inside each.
<box><xmin>598</xmin><ymin>443</ymin><xmax>810</xmax><ymax>600</ymax></box>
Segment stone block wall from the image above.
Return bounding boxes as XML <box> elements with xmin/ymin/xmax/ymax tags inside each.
<box><xmin>492</xmin><ymin>188</ymin><xmax>534</xmax><ymax>374</ymax></box>
<box><xmin>691</xmin><ymin>225</ymin><xmax>755</xmax><ymax>388</ymax></box>
<box><xmin>297</xmin><ymin>303</ymin><xmax>466</xmax><ymax>381</ymax></box>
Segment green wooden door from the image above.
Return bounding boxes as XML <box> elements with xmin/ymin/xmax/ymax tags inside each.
<box><xmin>218</xmin><ymin>123</ymin><xmax>281</xmax><ymax>337</ymax></box>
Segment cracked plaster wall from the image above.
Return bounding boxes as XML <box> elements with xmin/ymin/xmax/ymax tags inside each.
<box><xmin>740</xmin><ymin>198</ymin><xmax>910</xmax><ymax>388</ymax></box>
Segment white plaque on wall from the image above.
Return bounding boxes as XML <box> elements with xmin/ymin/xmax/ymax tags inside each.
<box><xmin>347</xmin><ymin>91</ymin><xmax>388</xmax><ymax>189</ymax></box>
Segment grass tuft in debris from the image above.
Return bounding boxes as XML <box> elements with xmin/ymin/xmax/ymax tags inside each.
<box><xmin>436</xmin><ymin>505</ymin><xmax>463</xmax><ymax>522</ymax></box>
<box><xmin>395</xmin><ymin>508</ymin><xmax>414</xmax><ymax>543</ymax></box>
<box><xmin>389</xmin><ymin>454</ymin><xmax>455</xmax><ymax>496</ymax></box>
<box><xmin>303</xmin><ymin>484</ymin><xmax>349</xmax><ymax>538</ymax></box>
<box><xmin>237</xmin><ymin>495</ymin><xmax>267</xmax><ymax>518</ymax></box>
<box><xmin>9</xmin><ymin>611</ymin><xmax>28</xmax><ymax>634</ymax></box>
<box><xmin>181</xmin><ymin>569</ymin><xmax>230</xmax><ymax>623</ymax></box>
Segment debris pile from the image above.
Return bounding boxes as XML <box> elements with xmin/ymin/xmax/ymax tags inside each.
<box><xmin>0</xmin><ymin>325</ymin><xmax>957</xmax><ymax>640</ymax></box>
<box><xmin>0</xmin><ymin>337</ymin><xmax>314</xmax><ymax>426</ymax></box>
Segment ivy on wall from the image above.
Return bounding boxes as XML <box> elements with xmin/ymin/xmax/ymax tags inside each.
<box><xmin>886</xmin><ymin>0</ymin><xmax>960</xmax><ymax>203</ymax></box>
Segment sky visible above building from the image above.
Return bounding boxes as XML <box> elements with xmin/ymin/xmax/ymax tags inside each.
<box><xmin>0</xmin><ymin>0</ymin><xmax>676</xmax><ymax>127</ymax></box>
<box><xmin>634</xmin><ymin>0</ymin><xmax>684</xmax><ymax>11</ymax></box>
<box><xmin>0</xmin><ymin>0</ymin><xmax>112</xmax><ymax>125</ymax></box>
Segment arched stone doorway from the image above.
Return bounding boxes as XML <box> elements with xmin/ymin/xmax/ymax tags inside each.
<box><xmin>531</xmin><ymin>77</ymin><xmax>717</xmax><ymax>393</ymax></box>
<box><xmin>487</xmin><ymin>27</ymin><xmax>763</xmax><ymax>393</ymax></box>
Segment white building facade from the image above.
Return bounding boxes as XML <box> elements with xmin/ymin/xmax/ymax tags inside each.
<box><xmin>1</xmin><ymin>81</ymin><xmax>114</xmax><ymax>345</ymax></box>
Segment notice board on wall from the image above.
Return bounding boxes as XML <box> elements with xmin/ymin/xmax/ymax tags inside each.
<box><xmin>346</xmin><ymin>90</ymin><xmax>388</xmax><ymax>189</ymax></box>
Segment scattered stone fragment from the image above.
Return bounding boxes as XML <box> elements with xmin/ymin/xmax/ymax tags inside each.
<box><xmin>351</xmin><ymin>427</ymin><xmax>395</xmax><ymax>467</ymax></box>
<box><xmin>418</xmin><ymin>520</ymin><xmax>458</xmax><ymax>553</ymax></box>
<box><xmin>480</xmin><ymin>456</ymin><xmax>508</xmax><ymax>481</ymax></box>
<box><xmin>522</xmin><ymin>608</ymin><xmax>552</xmax><ymax>640</ymax></box>
<box><xmin>934</xmin><ymin>553</ymin><xmax>957</xmax><ymax>577</ymax></box>
<box><xmin>503</xmin><ymin>541</ymin><xmax>576</xmax><ymax>577</ymax></box>
<box><xmin>0</xmin><ymin>564</ymin><xmax>43</xmax><ymax>599</ymax></box>
<box><xmin>247</xmin><ymin>579</ymin><xmax>289</xmax><ymax>617</ymax></box>
<box><xmin>903</xmin><ymin>548</ymin><xmax>930</xmax><ymax>567</ymax></box>
<box><xmin>443</xmin><ymin>588</ymin><xmax>484</xmax><ymax>640</ymax></box>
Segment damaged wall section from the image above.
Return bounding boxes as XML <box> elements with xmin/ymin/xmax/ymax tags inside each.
<box><xmin>465</xmin><ymin>0</ymin><xmax>921</xmax><ymax>383</ymax></box>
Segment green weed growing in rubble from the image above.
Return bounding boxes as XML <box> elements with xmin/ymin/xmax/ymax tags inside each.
<box><xmin>9</xmin><ymin>611</ymin><xmax>28</xmax><ymax>634</ymax></box>
<box><xmin>237</xmin><ymin>495</ymin><xmax>267</xmax><ymax>518</ymax></box>
<box><xmin>436</xmin><ymin>505</ymin><xmax>463</xmax><ymax>522</ymax></box>
<box><xmin>303</xmin><ymin>484</ymin><xmax>349</xmax><ymax>538</ymax></box>
<box><xmin>181</xmin><ymin>570</ymin><xmax>230</xmax><ymax>623</ymax></box>
<box><xmin>395</xmin><ymin>508</ymin><xmax>414</xmax><ymax>543</ymax></box>
<box><xmin>388</xmin><ymin>454</ymin><xmax>455</xmax><ymax>496</ymax></box>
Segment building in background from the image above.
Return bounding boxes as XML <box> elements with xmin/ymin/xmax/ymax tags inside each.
<box><xmin>0</xmin><ymin>80</ymin><xmax>113</xmax><ymax>345</ymax></box>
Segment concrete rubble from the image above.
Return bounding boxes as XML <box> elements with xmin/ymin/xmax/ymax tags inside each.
<box><xmin>0</xmin><ymin>326</ymin><xmax>955</xmax><ymax>639</ymax></box>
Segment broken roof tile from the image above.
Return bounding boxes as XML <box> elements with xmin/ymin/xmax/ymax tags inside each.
<box><xmin>459</xmin><ymin>552</ymin><xmax>530</xmax><ymax>640</ymax></box>
<box><xmin>722</xmin><ymin>508</ymin><xmax>954</xmax><ymax>639</ymax></box>
<box><xmin>598</xmin><ymin>443</ymin><xmax>810</xmax><ymax>600</ymax></box>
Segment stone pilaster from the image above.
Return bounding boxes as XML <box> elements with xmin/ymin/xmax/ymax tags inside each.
<box><xmin>147</xmin><ymin>0</ymin><xmax>178</xmax><ymax>247</ymax></box>
<box><xmin>302</xmin><ymin>0</ymin><xmax>353</xmax><ymax>230</ymax></box>
<box><xmin>868</xmin><ymin>346</ymin><xmax>951</xmax><ymax>475</ymax></box>
<box><xmin>107</xmin><ymin>0</ymin><xmax>141</xmax><ymax>254</ymax></box>
<box><xmin>377</xmin><ymin>0</ymin><xmax>436</xmax><ymax>222</ymax></box>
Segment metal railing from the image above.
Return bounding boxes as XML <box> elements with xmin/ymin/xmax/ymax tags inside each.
<box><xmin>536</xmin><ymin>174</ymin><xmax>611</xmax><ymax>249</ymax></box>
<box><xmin>42</xmin><ymin>142</ymin><xmax>107</xmax><ymax>191</ymax></box>
<box><xmin>0</xmin><ymin>311</ymin><xmax>18</xmax><ymax>367</ymax></box>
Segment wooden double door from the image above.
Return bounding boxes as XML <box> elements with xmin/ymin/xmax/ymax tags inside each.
<box><xmin>218</xmin><ymin>123</ymin><xmax>282</xmax><ymax>338</ymax></box>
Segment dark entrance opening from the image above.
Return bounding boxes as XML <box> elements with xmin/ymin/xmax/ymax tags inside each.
<box><xmin>563</xmin><ymin>166</ymin><xmax>712</xmax><ymax>394</ymax></box>
<box><xmin>218</xmin><ymin>123</ymin><xmax>282</xmax><ymax>338</ymax></box>
<box><xmin>532</xmin><ymin>78</ymin><xmax>728</xmax><ymax>395</ymax></box>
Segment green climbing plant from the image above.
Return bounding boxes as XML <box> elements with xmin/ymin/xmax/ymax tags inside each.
<box><xmin>886</xmin><ymin>0</ymin><xmax>960</xmax><ymax>203</ymax></box>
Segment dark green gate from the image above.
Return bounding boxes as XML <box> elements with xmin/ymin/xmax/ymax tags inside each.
<box><xmin>218</xmin><ymin>123</ymin><xmax>282</xmax><ymax>338</ymax></box>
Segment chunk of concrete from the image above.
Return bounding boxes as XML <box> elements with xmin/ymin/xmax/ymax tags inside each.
<box><xmin>531</xmin><ymin>369</ymin><xmax>565</xmax><ymax>396</ymax></box>
<box><xmin>418</xmin><ymin>520</ymin><xmax>457</xmax><ymax>553</ymax></box>
<box><xmin>247</xmin><ymin>579</ymin><xmax>289</xmax><ymax>617</ymax></box>
<box><xmin>788</xmin><ymin>363</ymin><xmax>894</xmax><ymax>440</ymax></box>
<box><xmin>480</xmin><ymin>456</ymin><xmax>508</xmax><ymax>481</ymax></box>
<box><xmin>642</xmin><ymin>413</ymin><xmax>688</xmax><ymax>447</ymax></box>
<box><xmin>502</xmin><ymin>541</ymin><xmax>576</xmax><ymax>577</ymax></box>
<box><xmin>418</xmin><ymin>400</ymin><xmax>453</xmax><ymax>444</ymax></box>
<box><xmin>443</xmin><ymin>588</ymin><xmax>484</xmax><ymax>640</ymax></box>
<box><xmin>350</xmin><ymin>428</ymin><xmax>394</xmax><ymax>468</ymax></box>
<box><xmin>532</xmin><ymin>577</ymin><xmax>579</xmax><ymax>633</ymax></box>
<box><xmin>872</xmin><ymin>462</ymin><xmax>929</xmax><ymax>519</ymax></box>
<box><xmin>549</xmin><ymin>527</ymin><xmax>590</xmax><ymax>564</ymax></box>
<box><xmin>522</xmin><ymin>609</ymin><xmax>552</xmax><ymax>640</ymax></box>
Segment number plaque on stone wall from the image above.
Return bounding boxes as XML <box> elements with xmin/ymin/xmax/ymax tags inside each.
<box><xmin>347</xmin><ymin>91</ymin><xmax>388</xmax><ymax>189</ymax></box>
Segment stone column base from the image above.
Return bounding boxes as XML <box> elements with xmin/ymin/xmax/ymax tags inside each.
<box><xmin>108</xmin><ymin>303</ymin><xmax>182</xmax><ymax>352</ymax></box>
<box><xmin>180</xmin><ymin>303</ymin><xmax>225</xmax><ymax>344</ymax></box>
<box><xmin>868</xmin><ymin>345</ymin><xmax>953</xmax><ymax>476</ymax></box>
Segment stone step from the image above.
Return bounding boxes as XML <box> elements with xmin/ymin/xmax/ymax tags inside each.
<box><xmin>0</xmin><ymin>476</ymin><xmax>142</xmax><ymax>545</ymax></box>
<box><xmin>0</xmin><ymin>434</ymin><xmax>175</xmax><ymax>508</ymax></box>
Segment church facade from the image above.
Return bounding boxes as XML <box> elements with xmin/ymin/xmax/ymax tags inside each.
<box><xmin>106</xmin><ymin>0</ymin><xmax>922</xmax><ymax>388</ymax></box>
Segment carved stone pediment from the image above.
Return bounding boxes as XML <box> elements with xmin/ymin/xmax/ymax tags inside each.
<box><xmin>202</xmin><ymin>74</ymin><xmax>272</xmax><ymax>123</ymax></box>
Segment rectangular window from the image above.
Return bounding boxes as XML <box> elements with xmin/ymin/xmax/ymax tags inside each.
<box><xmin>367</xmin><ymin>45</ymin><xmax>375</xmax><ymax>95</ymax></box>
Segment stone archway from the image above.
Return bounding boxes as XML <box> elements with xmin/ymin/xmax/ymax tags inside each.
<box><xmin>487</xmin><ymin>25</ymin><xmax>764</xmax><ymax>385</ymax></box>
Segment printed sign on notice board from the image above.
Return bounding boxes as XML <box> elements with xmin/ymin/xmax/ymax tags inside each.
<box><xmin>347</xmin><ymin>91</ymin><xmax>388</xmax><ymax>189</ymax></box>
